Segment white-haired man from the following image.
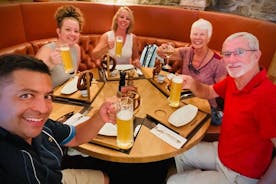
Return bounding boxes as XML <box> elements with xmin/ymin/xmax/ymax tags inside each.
<box><xmin>167</xmin><ymin>32</ymin><xmax>276</xmax><ymax>184</ymax></box>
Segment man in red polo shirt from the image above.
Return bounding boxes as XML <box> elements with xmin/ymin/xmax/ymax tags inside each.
<box><xmin>167</xmin><ymin>32</ymin><xmax>276</xmax><ymax>184</ymax></box>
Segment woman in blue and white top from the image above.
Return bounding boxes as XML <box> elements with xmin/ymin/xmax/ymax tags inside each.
<box><xmin>92</xmin><ymin>6</ymin><xmax>140</xmax><ymax>67</ymax></box>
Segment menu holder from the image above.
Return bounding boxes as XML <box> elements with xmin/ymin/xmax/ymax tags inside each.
<box><xmin>89</xmin><ymin>117</ymin><xmax>144</xmax><ymax>154</ymax></box>
<box><xmin>53</xmin><ymin>78</ymin><xmax>105</xmax><ymax>104</ymax></box>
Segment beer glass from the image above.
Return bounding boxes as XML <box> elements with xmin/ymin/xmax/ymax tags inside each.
<box><xmin>115</xmin><ymin>36</ymin><xmax>123</xmax><ymax>57</ymax></box>
<box><xmin>169</xmin><ymin>75</ymin><xmax>183</xmax><ymax>107</ymax></box>
<box><xmin>116</xmin><ymin>97</ymin><xmax>134</xmax><ymax>149</ymax></box>
<box><xmin>59</xmin><ymin>44</ymin><xmax>74</xmax><ymax>74</ymax></box>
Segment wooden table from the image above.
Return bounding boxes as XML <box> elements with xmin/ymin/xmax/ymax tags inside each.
<box><xmin>50</xmin><ymin>68</ymin><xmax>211</xmax><ymax>164</ymax></box>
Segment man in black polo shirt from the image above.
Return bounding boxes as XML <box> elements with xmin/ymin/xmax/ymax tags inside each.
<box><xmin>0</xmin><ymin>54</ymin><xmax>115</xmax><ymax>184</ymax></box>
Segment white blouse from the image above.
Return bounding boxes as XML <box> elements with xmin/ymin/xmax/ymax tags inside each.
<box><xmin>107</xmin><ymin>31</ymin><xmax>133</xmax><ymax>65</ymax></box>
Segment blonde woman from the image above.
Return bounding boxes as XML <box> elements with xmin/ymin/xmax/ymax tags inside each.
<box><xmin>92</xmin><ymin>6</ymin><xmax>140</xmax><ymax>67</ymax></box>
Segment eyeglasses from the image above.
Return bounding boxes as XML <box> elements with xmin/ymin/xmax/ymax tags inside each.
<box><xmin>221</xmin><ymin>48</ymin><xmax>256</xmax><ymax>58</ymax></box>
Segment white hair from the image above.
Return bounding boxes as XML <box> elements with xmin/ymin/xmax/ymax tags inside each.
<box><xmin>191</xmin><ymin>18</ymin><xmax>213</xmax><ymax>38</ymax></box>
<box><xmin>223</xmin><ymin>32</ymin><xmax>259</xmax><ymax>50</ymax></box>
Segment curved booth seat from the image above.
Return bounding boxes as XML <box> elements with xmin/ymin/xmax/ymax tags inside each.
<box><xmin>1</xmin><ymin>2</ymin><xmax>276</xmax><ymax>70</ymax></box>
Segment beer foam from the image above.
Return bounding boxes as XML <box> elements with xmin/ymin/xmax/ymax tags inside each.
<box><xmin>59</xmin><ymin>46</ymin><xmax>69</xmax><ymax>51</ymax></box>
<box><xmin>117</xmin><ymin>110</ymin><xmax>132</xmax><ymax>120</ymax></box>
<box><xmin>172</xmin><ymin>76</ymin><xmax>183</xmax><ymax>83</ymax></box>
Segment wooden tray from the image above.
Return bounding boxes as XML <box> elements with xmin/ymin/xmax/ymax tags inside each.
<box><xmin>90</xmin><ymin>117</ymin><xmax>144</xmax><ymax>154</ymax></box>
<box><xmin>53</xmin><ymin>78</ymin><xmax>105</xmax><ymax>103</ymax></box>
<box><xmin>146</xmin><ymin>106</ymin><xmax>210</xmax><ymax>138</ymax></box>
<box><xmin>149</xmin><ymin>77</ymin><xmax>191</xmax><ymax>97</ymax></box>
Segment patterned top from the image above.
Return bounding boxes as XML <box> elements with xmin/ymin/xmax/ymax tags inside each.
<box><xmin>179</xmin><ymin>46</ymin><xmax>227</xmax><ymax>107</ymax></box>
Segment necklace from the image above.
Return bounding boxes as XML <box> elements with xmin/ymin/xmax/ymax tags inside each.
<box><xmin>188</xmin><ymin>48</ymin><xmax>209</xmax><ymax>74</ymax></box>
<box><xmin>194</xmin><ymin>49</ymin><xmax>209</xmax><ymax>68</ymax></box>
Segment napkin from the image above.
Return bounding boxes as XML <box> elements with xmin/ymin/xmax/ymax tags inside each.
<box><xmin>64</xmin><ymin>113</ymin><xmax>89</xmax><ymax>126</ymax></box>
<box><xmin>64</xmin><ymin>113</ymin><xmax>90</xmax><ymax>157</ymax></box>
<box><xmin>150</xmin><ymin>124</ymin><xmax>187</xmax><ymax>149</ymax></box>
<box><xmin>144</xmin><ymin>114</ymin><xmax>187</xmax><ymax>149</ymax></box>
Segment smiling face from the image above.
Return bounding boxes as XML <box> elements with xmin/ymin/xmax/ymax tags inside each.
<box><xmin>0</xmin><ymin>70</ymin><xmax>53</xmax><ymax>144</ymax></box>
<box><xmin>190</xmin><ymin>27</ymin><xmax>210</xmax><ymax>49</ymax></box>
<box><xmin>222</xmin><ymin>36</ymin><xmax>261</xmax><ymax>78</ymax></box>
<box><xmin>57</xmin><ymin>17</ymin><xmax>80</xmax><ymax>46</ymax></box>
<box><xmin>116</xmin><ymin>9</ymin><xmax>131</xmax><ymax>31</ymax></box>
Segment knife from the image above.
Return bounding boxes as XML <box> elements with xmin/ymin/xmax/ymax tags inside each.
<box><xmin>180</xmin><ymin>91</ymin><xmax>194</xmax><ymax>100</ymax></box>
<box><xmin>53</xmin><ymin>96</ymin><xmax>91</xmax><ymax>106</ymax></box>
<box><xmin>56</xmin><ymin>111</ymin><xmax>74</xmax><ymax>123</ymax></box>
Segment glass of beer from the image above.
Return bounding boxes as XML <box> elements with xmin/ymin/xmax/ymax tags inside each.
<box><xmin>116</xmin><ymin>97</ymin><xmax>134</xmax><ymax>149</ymax></box>
<box><xmin>169</xmin><ymin>75</ymin><xmax>183</xmax><ymax>107</ymax></box>
<box><xmin>115</xmin><ymin>36</ymin><xmax>123</xmax><ymax>57</ymax></box>
<box><xmin>59</xmin><ymin>43</ymin><xmax>74</xmax><ymax>74</ymax></box>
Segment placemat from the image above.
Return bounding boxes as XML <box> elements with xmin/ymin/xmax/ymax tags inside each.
<box><xmin>53</xmin><ymin>79</ymin><xmax>104</xmax><ymax>103</ymax></box>
<box><xmin>146</xmin><ymin>107</ymin><xmax>210</xmax><ymax>139</ymax></box>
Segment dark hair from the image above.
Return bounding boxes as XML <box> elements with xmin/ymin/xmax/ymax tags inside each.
<box><xmin>55</xmin><ymin>5</ymin><xmax>84</xmax><ymax>31</ymax></box>
<box><xmin>0</xmin><ymin>54</ymin><xmax>50</xmax><ymax>80</ymax></box>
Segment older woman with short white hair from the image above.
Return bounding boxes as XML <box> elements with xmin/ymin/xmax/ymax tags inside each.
<box><xmin>158</xmin><ymin>18</ymin><xmax>227</xmax><ymax>125</ymax></box>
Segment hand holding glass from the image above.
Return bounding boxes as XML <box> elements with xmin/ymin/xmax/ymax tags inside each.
<box><xmin>116</xmin><ymin>97</ymin><xmax>134</xmax><ymax>149</ymax></box>
<box><xmin>162</xmin><ymin>43</ymin><xmax>175</xmax><ymax>70</ymax></box>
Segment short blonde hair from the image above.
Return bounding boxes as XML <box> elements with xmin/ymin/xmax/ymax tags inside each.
<box><xmin>111</xmin><ymin>6</ymin><xmax>134</xmax><ymax>34</ymax></box>
<box><xmin>191</xmin><ymin>18</ymin><xmax>213</xmax><ymax>39</ymax></box>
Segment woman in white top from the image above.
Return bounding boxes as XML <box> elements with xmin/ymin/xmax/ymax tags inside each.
<box><xmin>36</xmin><ymin>5</ymin><xmax>83</xmax><ymax>88</ymax></box>
<box><xmin>92</xmin><ymin>6</ymin><xmax>140</xmax><ymax>67</ymax></box>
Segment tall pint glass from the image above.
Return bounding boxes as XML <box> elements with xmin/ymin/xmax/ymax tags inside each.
<box><xmin>116</xmin><ymin>97</ymin><xmax>134</xmax><ymax>149</ymax></box>
<box><xmin>59</xmin><ymin>44</ymin><xmax>74</xmax><ymax>74</ymax></box>
<box><xmin>115</xmin><ymin>36</ymin><xmax>123</xmax><ymax>57</ymax></box>
<box><xmin>169</xmin><ymin>75</ymin><xmax>183</xmax><ymax>107</ymax></box>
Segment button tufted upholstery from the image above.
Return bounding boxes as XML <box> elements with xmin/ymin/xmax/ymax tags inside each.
<box><xmin>0</xmin><ymin>43</ymin><xmax>34</xmax><ymax>56</ymax></box>
<box><xmin>1</xmin><ymin>2</ymin><xmax>275</xmax><ymax>72</ymax></box>
<box><xmin>78</xmin><ymin>34</ymin><xmax>101</xmax><ymax>71</ymax></box>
